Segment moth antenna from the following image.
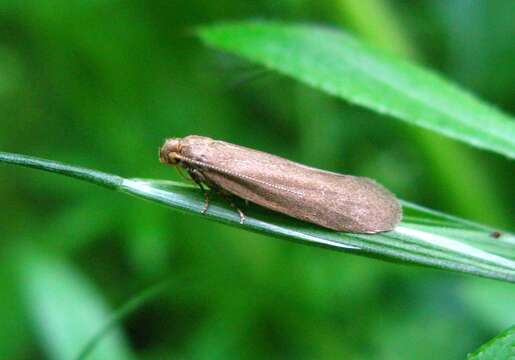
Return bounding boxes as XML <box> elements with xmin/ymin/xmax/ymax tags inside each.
<box><xmin>174</xmin><ymin>153</ymin><xmax>305</xmax><ymax>197</ymax></box>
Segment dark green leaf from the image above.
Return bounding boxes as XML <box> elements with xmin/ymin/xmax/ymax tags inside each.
<box><xmin>467</xmin><ymin>326</ymin><xmax>515</xmax><ymax>360</ymax></box>
<box><xmin>197</xmin><ymin>21</ymin><xmax>515</xmax><ymax>158</ymax></box>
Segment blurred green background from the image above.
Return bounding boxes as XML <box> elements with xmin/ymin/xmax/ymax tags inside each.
<box><xmin>1</xmin><ymin>1</ymin><xmax>514</xmax><ymax>359</ymax></box>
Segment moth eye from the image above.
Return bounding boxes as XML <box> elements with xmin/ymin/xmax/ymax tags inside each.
<box><xmin>169</xmin><ymin>152</ymin><xmax>181</xmax><ymax>164</ymax></box>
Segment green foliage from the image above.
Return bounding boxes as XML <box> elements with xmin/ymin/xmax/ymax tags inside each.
<box><xmin>16</xmin><ymin>246</ymin><xmax>133</xmax><ymax>360</ymax></box>
<box><xmin>1</xmin><ymin>1</ymin><xmax>514</xmax><ymax>359</ymax></box>
<box><xmin>197</xmin><ymin>21</ymin><xmax>515</xmax><ymax>158</ymax></box>
<box><xmin>75</xmin><ymin>280</ymin><xmax>171</xmax><ymax>360</ymax></box>
<box><xmin>467</xmin><ymin>326</ymin><xmax>515</xmax><ymax>360</ymax></box>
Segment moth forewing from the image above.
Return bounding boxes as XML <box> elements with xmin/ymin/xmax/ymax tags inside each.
<box><xmin>160</xmin><ymin>135</ymin><xmax>402</xmax><ymax>233</ymax></box>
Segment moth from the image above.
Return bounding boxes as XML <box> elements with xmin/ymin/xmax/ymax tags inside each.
<box><xmin>159</xmin><ymin>135</ymin><xmax>402</xmax><ymax>233</ymax></box>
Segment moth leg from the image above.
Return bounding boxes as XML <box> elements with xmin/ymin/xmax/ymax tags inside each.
<box><xmin>217</xmin><ymin>190</ymin><xmax>246</xmax><ymax>224</ymax></box>
<box><xmin>187</xmin><ymin>169</ymin><xmax>210</xmax><ymax>214</ymax></box>
<box><xmin>187</xmin><ymin>169</ymin><xmax>246</xmax><ymax>223</ymax></box>
<box><xmin>200</xmin><ymin>187</ymin><xmax>210</xmax><ymax>215</ymax></box>
<box><xmin>230</xmin><ymin>201</ymin><xmax>246</xmax><ymax>224</ymax></box>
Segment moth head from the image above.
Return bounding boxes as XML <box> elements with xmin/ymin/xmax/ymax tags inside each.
<box><xmin>159</xmin><ymin>138</ymin><xmax>183</xmax><ymax>165</ymax></box>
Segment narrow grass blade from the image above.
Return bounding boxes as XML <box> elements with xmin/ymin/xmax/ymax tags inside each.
<box><xmin>2</xmin><ymin>152</ymin><xmax>514</xmax><ymax>282</ymax></box>
<box><xmin>122</xmin><ymin>179</ymin><xmax>515</xmax><ymax>282</ymax></box>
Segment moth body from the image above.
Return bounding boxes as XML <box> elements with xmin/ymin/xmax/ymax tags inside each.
<box><xmin>160</xmin><ymin>135</ymin><xmax>402</xmax><ymax>233</ymax></box>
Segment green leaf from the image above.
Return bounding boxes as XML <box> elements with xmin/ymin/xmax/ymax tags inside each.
<box><xmin>2</xmin><ymin>152</ymin><xmax>514</xmax><ymax>283</ymax></box>
<box><xmin>16</xmin><ymin>246</ymin><xmax>134</xmax><ymax>360</ymax></box>
<box><xmin>75</xmin><ymin>280</ymin><xmax>172</xmax><ymax>360</ymax></box>
<box><xmin>0</xmin><ymin>252</ymin><xmax>28</xmax><ymax>359</ymax></box>
<box><xmin>467</xmin><ymin>326</ymin><xmax>515</xmax><ymax>360</ymax></box>
<box><xmin>196</xmin><ymin>21</ymin><xmax>515</xmax><ymax>158</ymax></box>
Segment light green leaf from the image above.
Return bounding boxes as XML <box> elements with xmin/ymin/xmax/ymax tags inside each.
<box><xmin>16</xmin><ymin>246</ymin><xmax>134</xmax><ymax>360</ymax></box>
<box><xmin>75</xmin><ymin>280</ymin><xmax>171</xmax><ymax>360</ymax></box>
<box><xmin>2</xmin><ymin>152</ymin><xmax>514</xmax><ymax>283</ymax></box>
<box><xmin>467</xmin><ymin>326</ymin><xmax>515</xmax><ymax>360</ymax></box>
<box><xmin>196</xmin><ymin>21</ymin><xmax>515</xmax><ymax>158</ymax></box>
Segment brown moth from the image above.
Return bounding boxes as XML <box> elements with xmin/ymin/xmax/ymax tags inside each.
<box><xmin>159</xmin><ymin>135</ymin><xmax>402</xmax><ymax>233</ymax></box>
